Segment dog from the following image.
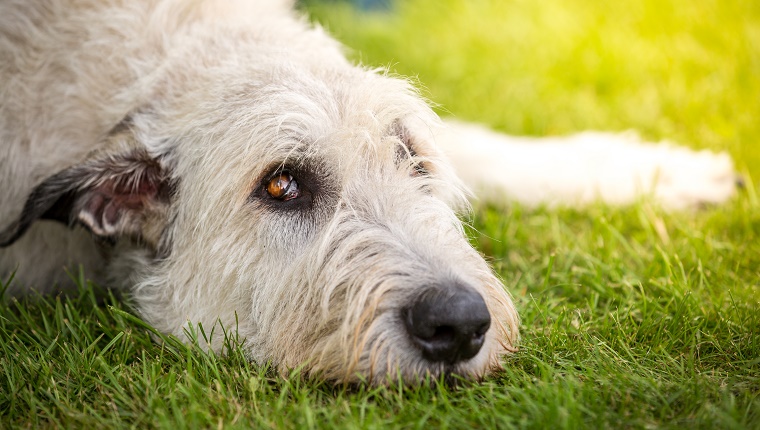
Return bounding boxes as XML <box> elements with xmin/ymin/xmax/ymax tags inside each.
<box><xmin>0</xmin><ymin>0</ymin><xmax>736</xmax><ymax>384</ymax></box>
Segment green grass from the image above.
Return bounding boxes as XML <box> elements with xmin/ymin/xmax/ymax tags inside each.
<box><xmin>2</xmin><ymin>0</ymin><xmax>759</xmax><ymax>428</ymax></box>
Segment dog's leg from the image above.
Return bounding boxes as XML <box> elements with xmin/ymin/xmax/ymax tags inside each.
<box><xmin>436</xmin><ymin>120</ymin><xmax>738</xmax><ymax>210</ymax></box>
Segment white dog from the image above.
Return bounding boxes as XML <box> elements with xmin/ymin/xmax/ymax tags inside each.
<box><xmin>0</xmin><ymin>0</ymin><xmax>736</xmax><ymax>384</ymax></box>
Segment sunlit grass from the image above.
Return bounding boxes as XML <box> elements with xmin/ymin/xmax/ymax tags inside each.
<box><xmin>2</xmin><ymin>0</ymin><xmax>759</xmax><ymax>428</ymax></box>
<box><xmin>308</xmin><ymin>0</ymin><xmax>760</xmax><ymax>168</ymax></box>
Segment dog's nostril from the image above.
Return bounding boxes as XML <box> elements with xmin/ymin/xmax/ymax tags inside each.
<box><xmin>428</xmin><ymin>325</ymin><xmax>456</xmax><ymax>343</ymax></box>
<box><xmin>404</xmin><ymin>284</ymin><xmax>491</xmax><ymax>364</ymax></box>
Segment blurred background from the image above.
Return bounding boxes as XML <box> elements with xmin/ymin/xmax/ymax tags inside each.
<box><xmin>301</xmin><ymin>0</ymin><xmax>759</xmax><ymax>178</ymax></box>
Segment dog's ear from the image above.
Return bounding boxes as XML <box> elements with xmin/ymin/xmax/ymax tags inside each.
<box><xmin>0</xmin><ymin>149</ymin><xmax>173</xmax><ymax>247</ymax></box>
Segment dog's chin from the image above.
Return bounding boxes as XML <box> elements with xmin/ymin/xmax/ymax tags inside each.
<box><xmin>365</xmin><ymin>357</ymin><xmax>497</xmax><ymax>387</ymax></box>
<box><xmin>336</xmin><ymin>335</ymin><xmax>503</xmax><ymax>387</ymax></box>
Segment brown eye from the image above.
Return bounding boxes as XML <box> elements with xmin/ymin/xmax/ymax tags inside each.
<box><xmin>266</xmin><ymin>172</ymin><xmax>300</xmax><ymax>201</ymax></box>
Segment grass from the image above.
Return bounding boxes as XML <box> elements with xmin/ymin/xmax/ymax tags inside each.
<box><xmin>2</xmin><ymin>0</ymin><xmax>759</xmax><ymax>427</ymax></box>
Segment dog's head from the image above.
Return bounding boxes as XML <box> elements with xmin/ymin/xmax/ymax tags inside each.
<box><xmin>1</xmin><ymin>23</ymin><xmax>518</xmax><ymax>384</ymax></box>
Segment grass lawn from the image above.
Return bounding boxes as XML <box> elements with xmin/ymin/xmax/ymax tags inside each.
<box><xmin>2</xmin><ymin>0</ymin><xmax>759</xmax><ymax>427</ymax></box>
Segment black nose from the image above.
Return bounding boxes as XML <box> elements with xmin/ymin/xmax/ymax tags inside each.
<box><xmin>404</xmin><ymin>284</ymin><xmax>491</xmax><ymax>364</ymax></box>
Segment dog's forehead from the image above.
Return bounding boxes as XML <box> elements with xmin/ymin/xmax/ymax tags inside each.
<box><xmin>155</xmin><ymin>57</ymin><xmax>457</xmax><ymax>209</ymax></box>
<box><xmin>185</xmin><ymin>65</ymin><xmax>440</xmax><ymax>164</ymax></box>
<box><xmin>259</xmin><ymin>67</ymin><xmax>437</xmax><ymax>143</ymax></box>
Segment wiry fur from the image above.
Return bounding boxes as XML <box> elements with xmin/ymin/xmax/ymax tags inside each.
<box><xmin>0</xmin><ymin>0</ymin><xmax>735</xmax><ymax>384</ymax></box>
<box><xmin>0</xmin><ymin>0</ymin><xmax>518</xmax><ymax>384</ymax></box>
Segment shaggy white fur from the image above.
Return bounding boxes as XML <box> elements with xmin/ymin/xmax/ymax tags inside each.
<box><xmin>0</xmin><ymin>0</ymin><xmax>735</xmax><ymax>384</ymax></box>
<box><xmin>438</xmin><ymin>121</ymin><xmax>736</xmax><ymax>209</ymax></box>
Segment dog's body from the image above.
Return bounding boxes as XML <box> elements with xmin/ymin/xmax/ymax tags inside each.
<box><xmin>0</xmin><ymin>0</ymin><xmax>736</xmax><ymax>383</ymax></box>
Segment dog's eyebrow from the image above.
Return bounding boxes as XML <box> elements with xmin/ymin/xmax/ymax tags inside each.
<box><xmin>390</xmin><ymin>121</ymin><xmax>416</xmax><ymax>155</ymax></box>
<box><xmin>390</xmin><ymin>122</ymin><xmax>430</xmax><ymax>177</ymax></box>
<box><xmin>394</xmin><ymin>136</ymin><xmax>417</xmax><ymax>161</ymax></box>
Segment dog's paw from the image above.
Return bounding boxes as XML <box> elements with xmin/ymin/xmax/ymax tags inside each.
<box><xmin>569</xmin><ymin>131</ymin><xmax>738</xmax><ymax>210</ymax></box>
<box><xmin>633</xmin><ymin>137</ymin><xmax>738</xmax><ymax>209</ymax></box>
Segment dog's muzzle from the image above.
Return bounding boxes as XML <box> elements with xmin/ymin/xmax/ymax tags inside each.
<box><xmin>403</xmin><ymin>283</ymin><xmax>491</xmax><ymax>364</ymax></box>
